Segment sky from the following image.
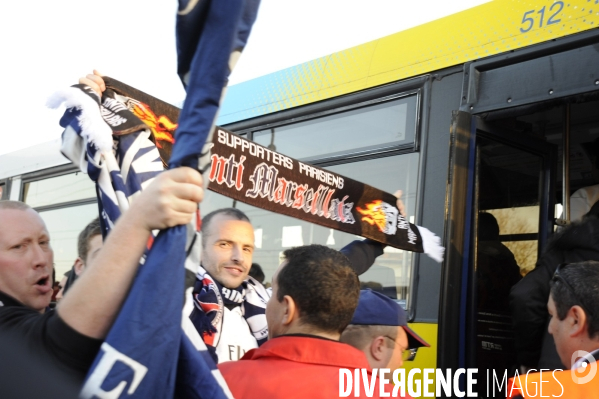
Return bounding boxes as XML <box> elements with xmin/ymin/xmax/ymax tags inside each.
<box><xmin>0</xmin><ymin>0</ymin><xmax>489</xmax><ymax>156</ymax></box>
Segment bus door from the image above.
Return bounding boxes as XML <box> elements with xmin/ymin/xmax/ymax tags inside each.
<box><xmin>467</xmin><ymin>117</ymin><xmax>557</xmax><ymax>396</ymax></box>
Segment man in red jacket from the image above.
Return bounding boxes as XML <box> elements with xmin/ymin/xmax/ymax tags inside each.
<box><xmin>219</xmin><ymin>244</ymin><xmax>407</xmax><ymax>398</ymax></box>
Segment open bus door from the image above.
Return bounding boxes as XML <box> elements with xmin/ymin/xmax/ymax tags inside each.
<box><xmin>440</xmin><ymin>111</ymin><xmax>557</xmax><ymax>397</ymax></box>
<box><xmin>468</xmin><ymin>117</ymin><xmax>557</xmax><ymax>397</ymax></box>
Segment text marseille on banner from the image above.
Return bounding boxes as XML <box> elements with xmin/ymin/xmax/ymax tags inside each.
<box><xmin>102</xmin><ymin>77</ymin><xmax>444</xmax><ymax>262</ymax></box>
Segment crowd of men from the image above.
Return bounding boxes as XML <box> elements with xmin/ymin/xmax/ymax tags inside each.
<box><xmin>0</xmin><ymin>72</ymin><xmax>598</xmax><ymax>399</ymax></box>
<box><xmin>0</xmin><ymin>170</ymin><xmax>426</xmax><ymax>398</ymax></box>
<box><xmin>2</xmin><ymin>176</ymin><xmax>599</xmax><ymax>397</ymax></box>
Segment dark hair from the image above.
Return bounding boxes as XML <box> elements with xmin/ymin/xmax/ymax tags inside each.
<box><xmin>77</xmin><ymin>218</ymin><xmax>102</xmax><ymax>261</ymax></box>
<box><xmin>478</xmin><ymin>212</ymin><xmax>500</xmax><ymax>241</ymax></box>
<box><xmin>550</xmin><ymin>261</ymin><xmax>599</xmax><ymax>338</ymax></box>
<box><xmin>249</xmin><ymin>263</ymin><xmax>265</xmax><ymax>283</ymax></box>
<box><xmin>277</xmin><ymin>244</ymin><xmax>360</xmax><ymax>334</ymax></box>
<box><xmin>200</xmin><ymin>208</ymin><xmax>250</xmax><ymax>246</ymax></box>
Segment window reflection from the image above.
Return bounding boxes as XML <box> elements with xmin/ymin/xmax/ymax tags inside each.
<box><xmin>38</xmin><ymin>204</ymin><xmax>99</xmax><ymax>280</ymax></box>
<box><xmin>202</xmin><ymin>153</ymin><xmax>419</xmax><ymax>305</ymax></box>
<box><xmin>253</xmin><ymin>95</ymin><xmax>417</xmax><ymax>161</ymax></box>
<box><xmin>23</xmin><ymin>173</ymin><xmax>96</xmax><ymax>208</ymax></box>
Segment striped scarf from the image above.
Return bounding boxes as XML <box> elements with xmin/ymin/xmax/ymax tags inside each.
<box><xmin>50</xmin><ymin>85</ymin><xmax>162</xmax><ymax>237</ymax></box>
<box><xmin>190</xmin><ymin>266</ymin><xmax>269</xmax><ymax>362</ymax></box>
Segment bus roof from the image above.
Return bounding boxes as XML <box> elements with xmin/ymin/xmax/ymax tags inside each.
<box><xmin>218</xmin><ymin>0</ymin><xmax>598</xmax><ymax>125</ymax></box>
<box><xmin>0</xmin><ymin>138</ymin><xmax>69</xmax><ymax>180</ymax></box>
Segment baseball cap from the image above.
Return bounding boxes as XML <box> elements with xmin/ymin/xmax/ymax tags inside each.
<box><xmin>350</xmin><ymin>289</ymin><xmax>429</xmax><ymax>349</ymax></box>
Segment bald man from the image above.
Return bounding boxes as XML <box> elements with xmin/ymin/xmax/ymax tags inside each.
<box><xmin>0</xmin><ymin>167</ymin><xmax>203</xmax><ymax>385</ymax></box>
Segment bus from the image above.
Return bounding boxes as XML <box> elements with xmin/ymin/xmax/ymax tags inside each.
<box><xmin>1</xmin><ymin>0</ymin><xmax>598</xmax><ymax>395</ymax></box>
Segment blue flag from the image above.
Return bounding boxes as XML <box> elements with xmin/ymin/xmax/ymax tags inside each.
<box><xmin>50</xmin><ymin>0</ymin><xmax>261</xmax><ymax>398</ymax></box>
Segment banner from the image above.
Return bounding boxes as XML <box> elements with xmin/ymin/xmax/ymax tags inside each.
<box><xmin>103</xmin><ymin>77</ymin><xmax>444</xmax><ymax>257</ymax></box>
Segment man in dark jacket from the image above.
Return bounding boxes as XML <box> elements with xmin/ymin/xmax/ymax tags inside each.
<box><xmin>508</xmin><ymin>261</ymin><xmax>599</xmax><ymax>398</ymax></box>
<box><xmin>510</xmin><ymin>200</ymin><xmax>599</xmax><ymax>370</ymax></box>
<box><xmin>0</xmin><ymin>168</ymin><xmax>203</xmax><ymax>389</ymax></box>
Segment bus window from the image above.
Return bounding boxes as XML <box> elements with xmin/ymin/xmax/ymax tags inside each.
<box><xmin>252</xmin><ymin>94</ymin><xmax>418</xmax><ymax>163</ymax></box>
<box><xmin>514</xmin><ymin>100</ymin><xmax>599</xmax><ymax>223</ymax></box>
<box><xmin>475</xmin><ymin>137</ymin><xmax>543</xmax><ymax>308</ymax></box>
<box><xmin>485</xmin><ymin>206</ymin><xmax>538</xmax><ymax>276</ymax></box>
<box><xmin>328</xmin><ymin>153</ymin><xmax>419</xmax><ymax>306</ymax></box>
<box><xmin>487</xmin><ymin>99</ymin><xmax>599</xmax><ymax>224</ymax></box>
<box><xmin>22</xmin><ymin>172</ymin><xmax>96</xmax><ymax>208</ymax></box>
<box><xmin>0</xmin><ymin>183</ymin><xmax>4</xmax><ymax>200</ymax></box>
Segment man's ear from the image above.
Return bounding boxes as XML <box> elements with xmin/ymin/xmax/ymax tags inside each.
<box><xmin>74</xmin><ymin>258</ymin><xmax>85</xmax><ymax>276</ymax></box>
<box><xmin>369</xmin><ymin>336</ymin><xmax>387</xmax><ymax>361</ymax></box>
<box><xmin>568</xmin><ymin>305</ymin><xmax>589</xmax><ymax>338</ymax></box>
<box><xmin>281</xmin><ymin>295</ymin><xmax>297</xmax><ymax>326</ymax></box>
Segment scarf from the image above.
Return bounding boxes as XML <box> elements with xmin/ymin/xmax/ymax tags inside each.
<box><xmin>98</xmin><ymin>78</ymin><xmax>445</xmax><ymax>263</ymax></box>
<box><xmin>190</xmin><ymin>266</ymin><xmax>269</xmax><ymax>361</ymax></box>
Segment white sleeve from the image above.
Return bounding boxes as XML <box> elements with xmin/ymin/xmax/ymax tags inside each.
<box><xmin>570</xmin><ymin>184</ymin><xmax>599</xmax><ymax>222</ymax></box>
<box><xmin>570</xmin><ymin>188</ymin><xmax>589</xmax><ymax>222</ymax></box>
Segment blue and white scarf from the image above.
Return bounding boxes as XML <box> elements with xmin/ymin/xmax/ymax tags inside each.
<box><xmin>190</xmin><ymin>266</ymin><xmax>269</xmax><ymax>362</ymax></box>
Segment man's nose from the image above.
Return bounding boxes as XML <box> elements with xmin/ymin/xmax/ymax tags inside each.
<box><xmin>31</xmin><ymin>243</ymin><xmax>50</xmax><ymax>268</ymax></box>
<box><xmin>231</xmin><ymin>245</ymin><xmax>243</xmax><ymax>263</ymax></box>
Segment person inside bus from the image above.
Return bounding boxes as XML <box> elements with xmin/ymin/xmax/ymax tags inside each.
<box><xmin>55</xmin><ymin>218</ymin><xmax>103</xmax><ymax>301</ymax></box>
<box><xmin>508</xmin><ymin>262</ymin><xmax>599</xmax><ymax>398</ymax></box>
<box><xmin>567</xmin><ymin>137</ymin><xmax>599</xmax><ymax>223</ymax></box>
<box><xmin>0</xmin><ymin>167</ymin><xmax>203</xmax><ymax>387</ymax></box>
<box><xmin>219</xmin><ymin>245</ymin><xmax>406</xmax><ymax>398</ymax></box>
<box><xmin>340</xmin><ymin>289</ymin><xmax>430</xmax><ymax>372</ymax></box>
<box><xmin>476</xmin><ymin>212</ymin><xmax>521</xmax><ymax>312</ymax></box>
<box><xmin>510</xmin><ymin>200</ymin><xmax>599</xmax><ymax>371</ymax></box>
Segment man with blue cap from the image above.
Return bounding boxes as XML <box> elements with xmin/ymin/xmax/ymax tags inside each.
<box><xmin>341</xmin><ymin>289</ymin><xmax>430</xmax><ymax>371</ymax></box>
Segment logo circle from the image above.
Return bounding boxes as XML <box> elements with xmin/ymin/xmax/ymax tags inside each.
<box><xmin>571</xmin><ymin>350</ymin><xmax>597</xmax><ymax>385</ymax></box>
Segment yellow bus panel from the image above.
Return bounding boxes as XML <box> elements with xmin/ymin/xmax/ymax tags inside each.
<box><xmin>220</xmin><ymin>0</ymin><xmax>599</xmax><ymax>124</ymax></box>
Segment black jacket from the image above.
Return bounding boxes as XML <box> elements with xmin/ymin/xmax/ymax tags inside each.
<box><xmin>509</xmin><ymin>213</ymin><xmax>599</xmax><ymax>369</ymax></box>
<box><xmin>340</xmin><ymin>239</ymin><xmax>385</xmax><ymax>276</ymax></box>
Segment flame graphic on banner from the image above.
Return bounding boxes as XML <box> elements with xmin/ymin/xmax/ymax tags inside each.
<box><xmin>356</xmin><ymin>200</ymin><xmax>388</xmax><ymax>232</ymax></box>
<box><xmin>131</xmin><ymin>101</ymin><xmax>177</xmax><ymax>149</ymax></box>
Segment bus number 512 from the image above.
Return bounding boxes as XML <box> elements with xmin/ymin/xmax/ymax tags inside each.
<box><xmin>520</xmin><ymin>1</ymin><xmax>564</xmax><ymax>33</ymax></box>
